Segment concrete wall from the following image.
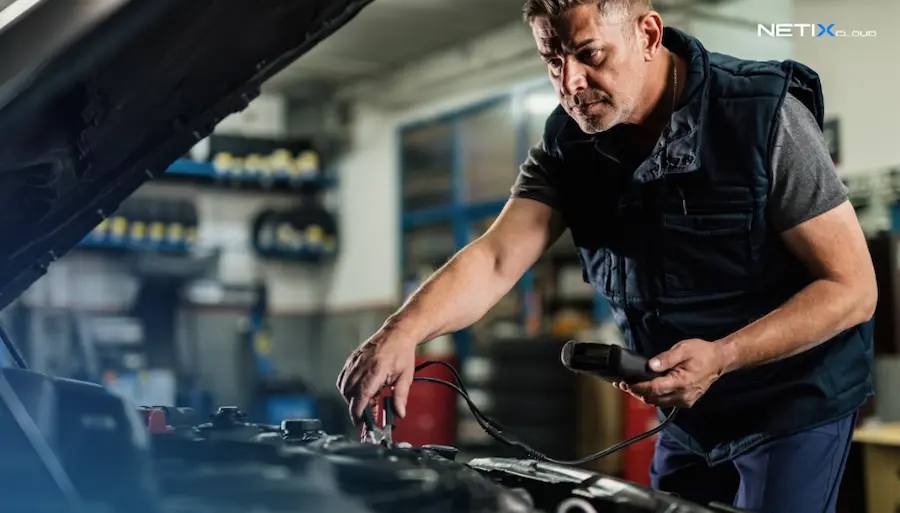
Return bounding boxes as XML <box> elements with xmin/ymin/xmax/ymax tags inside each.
<box><xmin>215</xmin><ymin>94</ymin><xmax>287</xmax><ymax>138</ymax></box>
<box><xmin>793</xmin><ymin>0</ymin><xmax>891</xmax><ymax>178</ymax></box>
<box><xmin>688</xmin><ymin>0</ymin><xmax>792</xmax><ymax>60</ymax></box>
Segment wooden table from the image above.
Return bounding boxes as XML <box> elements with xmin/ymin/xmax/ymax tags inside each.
<box><xmin>854</xmin><ymin>423</ymin><xmax>900</xmax><ymax>512</ymax></box>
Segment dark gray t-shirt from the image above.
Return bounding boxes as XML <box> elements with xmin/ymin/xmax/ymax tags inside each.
<box><xmin>511</xmin><ymin>94</ymin><xmax>848</xmax><ymax>232</ymax></box>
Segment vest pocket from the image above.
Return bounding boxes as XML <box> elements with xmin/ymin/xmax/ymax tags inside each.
<box><xmin>662</xmin><ymin>211</ymin><xmax>752</xmax><ymax>296</ymax></box>
<box><xmin>577</xmin><ymin>247</ymin><xmax>613</xmax><ymax>297</ymax></box>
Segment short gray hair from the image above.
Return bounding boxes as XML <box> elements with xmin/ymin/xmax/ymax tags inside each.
<box><xmin>521</xmin><ymin>0</ymin><xmax>652</xmax><ymax>24</ymax></box>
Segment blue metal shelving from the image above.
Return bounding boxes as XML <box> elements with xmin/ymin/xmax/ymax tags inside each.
<box><xmin>77</xmin><ymin>235</ymin><xmax>333</xmax><ymax>262</ymax></box>
<box><xmin>79</xmin><ymin>236</ymin><xmax>196</xmax><ymax>254</ymax></box>
<box><xmin>401</xmin><ymin>206</ymin><xmax>456</xmax><ymax>230</ymax></box>
<box><xmin>165</xmin><ymin>159</ymin><xmax>337</xmax><ymax>190</ymax></box>
<box><xmin>75</xmin><ymin>158</ymin><xmax>338</xmax><ymax>259</ymax></box>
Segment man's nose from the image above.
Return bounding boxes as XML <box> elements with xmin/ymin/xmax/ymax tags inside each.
<box><xmin>560</xmin><ymin>59</ymin><xmax>587</xmax><ymax>96</ymax></box>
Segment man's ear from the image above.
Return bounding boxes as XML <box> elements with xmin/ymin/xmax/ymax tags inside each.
<box><xmin>636</xmin><ymin>11</ymin><xmax>664</xmax><ymax>61</ymax></box>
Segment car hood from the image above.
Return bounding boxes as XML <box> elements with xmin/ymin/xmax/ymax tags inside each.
<box><xmin>0</xmin><ymin>0</ymin><xmax>372</xmax><ymax>310</ymax></box>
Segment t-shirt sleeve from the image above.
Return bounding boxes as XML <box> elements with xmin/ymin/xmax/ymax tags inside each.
<box><xmin>510</xmin><ymin>139</ymin><xmax>563</xmax><ymax>211</ymax></box>
<box><xmin>767</xmin><ymin>93</ymin><xmax>849</xmax><ymax>232</ymax></box>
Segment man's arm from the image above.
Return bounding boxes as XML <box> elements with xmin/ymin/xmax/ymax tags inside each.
<box><xmin>384</xmin><ymin>141</ymin><xmax>566</xmax><ymax>344</ymax></box>
<box><xmin>717</xmin><ymin>200</ymin><xmax>876</xmax><ymax>371</ymax></box>
<box><xmin>339</xmin><ymin>141</ymin><xmax>566</xmax><ymax>419</ymax></box>
<box><xmin>385</xmin><ymin>196</ymin><xmax>565</xmax><ymax>344</ymax></box>
<box><xmin>716</xmin><ymin>94</ymin><xmax>876</xmax><ymax>370</ymax></box>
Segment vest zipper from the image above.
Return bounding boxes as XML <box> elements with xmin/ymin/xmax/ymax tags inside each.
<box><xmin>677</xmin><ymin>187</ymin><xmax>687</xmax><ymax>215</ymax></box>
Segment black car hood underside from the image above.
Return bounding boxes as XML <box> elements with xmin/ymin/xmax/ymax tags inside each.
<box><xmin>0</xmin><ymin>0</ymin><xmax>373</xmax><ymax>311</ymax></box>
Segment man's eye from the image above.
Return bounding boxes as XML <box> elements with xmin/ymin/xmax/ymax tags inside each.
<box><xmin>583</xmin><ymin>50</ymin><xmax>602</xmax><ymax>63</ymax></box>
<box><xmin>548</xmin><ymin>59</ymin><xmax>563</xmax><ymax>70</ymax></box>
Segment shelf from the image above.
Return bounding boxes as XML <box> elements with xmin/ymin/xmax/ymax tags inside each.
<box><xmin>78</xmin><ymin>236</ymin><xmax>199</xmax><ymax>255</ymax></box>
<box><xmin>162</xmin><ymin>159</ymin><xmax>337</xmax><ymax>193</ymax></box>
<box><xmin>77</xmin><ymin>236</ymin><xmax>221</xmax><ymax>277</ymax></box>
<box><xmin>254</xmin><ymin>245</ymin><xmax>336</xmax><ymax>263</ymax></box>
<box><xmin>403</xmin><ymin>207</ymin><xmax>456</xmax><ymax>229</ymax></box>
<box><xmin>79</xmin><ymin>236</ymin><xmax>334</xmax><ymax>264</ymax></box>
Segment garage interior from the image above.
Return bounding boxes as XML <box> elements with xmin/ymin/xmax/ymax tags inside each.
<box><xmin>0</xmin><ymin>0</ymin><xmax>896</xmax><ymax>511</ymax></box>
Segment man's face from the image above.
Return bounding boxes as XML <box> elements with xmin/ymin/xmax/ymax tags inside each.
<box><xmin>532</xmin><ymin>4</ymin><xmax>649</xmax><ymax>133</ymax></box>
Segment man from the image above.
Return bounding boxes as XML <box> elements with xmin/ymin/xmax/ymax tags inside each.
<box><xmin>337</xmin><ymin>0</ymin><xmax>877</xmax><ymax>510</ymax></box>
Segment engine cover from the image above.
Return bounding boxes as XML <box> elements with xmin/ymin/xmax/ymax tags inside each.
<box><xmin>0</xmin><ymin>371</ymin><xmax>742</xmax><ymax>513</ymax></box>
<box><xmin>147</xmin><ymin>406</ymin><xmax>534</xmax><ymax>513</ymax></box>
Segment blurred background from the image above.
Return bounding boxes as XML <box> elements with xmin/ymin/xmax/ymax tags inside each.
<box><xmin>0</xmin><ymin>0</ymin><xmax>896</xmax><ymax>510</ymax></box>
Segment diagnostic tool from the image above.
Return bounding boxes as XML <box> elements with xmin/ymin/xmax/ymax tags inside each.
<box><xmin>560</xmin><ymin>340</ymin><xmax>665</xmax><ymax>384</ymax></box>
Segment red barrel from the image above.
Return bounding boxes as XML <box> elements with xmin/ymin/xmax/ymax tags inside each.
<box><xmin>390</xmin><ymin>354</ymin><xmax>458</xmax><ymax>447</ymax></box>
<box><xmin>622</xmin><ymin>395</ymin><xmax>659</xmax><ymax>486</ymax></box>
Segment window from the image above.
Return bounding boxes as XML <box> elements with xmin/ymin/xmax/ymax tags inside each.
<box><xmin>401</xmin><ymin>122</ymin><xmax>454</xmax><ymax>211</ymax></box>
<box><xmin>458</xmin><ymin>100</ymin><xmax>517</xmax><ymax>203</ymax></box>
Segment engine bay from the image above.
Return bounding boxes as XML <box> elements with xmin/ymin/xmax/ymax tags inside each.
<box><xmin>0</xmin><ymin>362</ymin><xmax>744</xmax><ymax>513</ymax></box>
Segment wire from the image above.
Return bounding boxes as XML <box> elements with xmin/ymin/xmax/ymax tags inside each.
<box><xmin>412</xmin><ymin>360</ymin><xmax>677</xmax><ymax>466</ymax></box>
<box><xmin>0</xmin><ymin>319</ymin><xmax>27</xmax><ymax>369</ymax></box>
<box><xmin>413</xmin><ymin>361</ymin><xmax>505</xmax><ymax>430</ymax></box>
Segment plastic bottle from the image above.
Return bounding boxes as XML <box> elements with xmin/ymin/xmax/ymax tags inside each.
<box><xmin>127</xmin><ymin>199</ymin><xmax>148</xmax><ymax>248</ymax></box>
<box><xmin>109</xmin><ymin>202</ymin><xmax>130</xmax><ymax>246</ymax></box>
<box><xmin>166</xmin><ymin>202</ymin><xmax>185</xmax><ymax>251</ymax></box>
<box><xmin>147</xmin><ymin>200</ymin><xmax>167</xmax><ymax>250</ymax></box>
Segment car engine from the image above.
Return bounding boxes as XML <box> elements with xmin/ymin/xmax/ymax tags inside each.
<box><xmin>0</xmin><ymin>365</ymin><xmax>743</xmax><ymax>513</ymax></box>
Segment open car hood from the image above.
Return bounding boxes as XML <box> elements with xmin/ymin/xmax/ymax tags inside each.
<box><xmin>0</xmin><ymin>0</ymin><xmax>372</xmax><ymax>310</ymax></box>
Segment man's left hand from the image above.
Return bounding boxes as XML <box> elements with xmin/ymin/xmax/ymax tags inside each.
<box><xmin>626</xmin><ymin>339</ymin><xmax>729</xmax><ymax>408</ymax></box>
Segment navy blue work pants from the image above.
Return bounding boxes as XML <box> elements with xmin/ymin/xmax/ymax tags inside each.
<box><xmin>650</xmin><ymin>412</ymin><xmax>857</xmax><ymax>513</ymax></box>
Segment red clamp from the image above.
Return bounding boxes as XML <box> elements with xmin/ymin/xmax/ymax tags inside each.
<box><xmin>138</xmin><ymin>407</ymin><xmax>175</xmax><ymax>434</ymax></box>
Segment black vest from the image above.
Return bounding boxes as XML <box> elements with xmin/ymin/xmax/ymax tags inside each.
<box><xmin>543</xmin><ymin>28</ymin><xmax>873</xmax><ymax>464</ymax></box>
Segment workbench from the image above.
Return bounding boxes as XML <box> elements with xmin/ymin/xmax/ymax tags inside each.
<box><xmin>853</xmin><ymin>422</ymin><xmax>900</xmax><ymax>512</ymax></box>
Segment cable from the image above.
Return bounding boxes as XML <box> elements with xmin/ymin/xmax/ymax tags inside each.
<box><xmin>412</xmin><ymin>361</ymin><xmax>678</xmax><ymax>466</ymax></box>
<box><xmin>414</xmin><ymin>361</ymin><xmax>501</xmax><ymax>430</ymax></box>
<box><xmin>0</xmin><ymin>319</ymin><xmax>27</xmax><ymax>369</ymax></box>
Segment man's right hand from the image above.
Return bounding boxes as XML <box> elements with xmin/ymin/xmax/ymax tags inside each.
<box><xmin>336</xmin><ymin>327</ymin><xmax>418</xmax><ymax>421</ymax></box>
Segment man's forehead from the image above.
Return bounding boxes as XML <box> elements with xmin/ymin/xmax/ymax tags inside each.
<box><xmin>532</xmin><ymin>15</ymin><xmax>613</xmax><ymax>52</ymax></box>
